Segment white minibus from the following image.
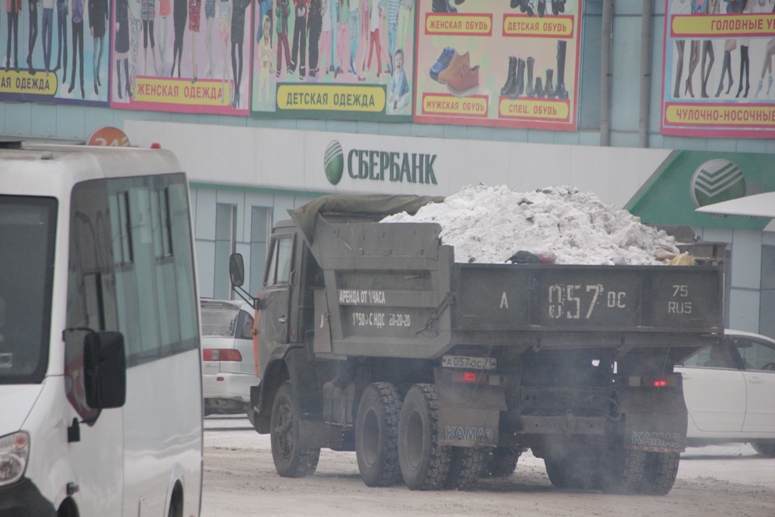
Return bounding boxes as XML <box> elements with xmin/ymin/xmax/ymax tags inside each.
<box><xmin>0</xmin><ymin>142</ymin><xmax>202</xmax><ymax>516</ymax></box>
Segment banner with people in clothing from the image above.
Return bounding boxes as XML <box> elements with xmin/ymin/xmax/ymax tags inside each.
<box><xmin>250</xmin><ymin>0</ymin><xmax>415</xmax><ymax>120</ymax></box>
<box><xmin>413</xmin><ymin>0</ymin><xmax>582</xmax><ymax>130</ymax></box>
<box><xmin>109</xmin><ymin>0</ymin><xmax>254</xmax><ymax>114</ymax></box>
<box><xmin>662</xmin><ymin>0</ymin><xmax>775</xmax><ymax>138</ymax></box>
<box><xmin>0</xmin><ymin>0</ymin><xmax>111</xmax><ymax>104</ymax></box>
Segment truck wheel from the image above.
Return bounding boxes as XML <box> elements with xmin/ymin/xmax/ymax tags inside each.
<box><xmin>355</xmin><ymin>382</ymin><xmax>403</xmax><ymax>487</ymax></box>
<box><xmin>638</xmin><ymin>452</ymin><xmax>680</xmax><ymax>495</ymax></box>
<box><xmin>398</xmin><ymin>384</ymin><xmax>451</xmax><ymax>490</ymax></box>
<box><xmin>752</xmin><ymin>441</ymin><xmax>775</xmax><ymax>458</ymax></box>
<box><xmin>445</xmin><ymin>447</ymin><xmax>486</xmax><ymax>490</ymax></box>
<box><xmin>482</xmin><ymin>447</ymin><xmax>520</xmax><ymax>478</ymax></box>
<box><xmin>600</xmin><ymin>448</ymin><xmax>647</xmax><ymax>494</ymax></box>
<box><xmin>601</xmin><ymin>448</ymin><xmax>678</xmax><ymax>495</ymax></box>
<box><xmin>270</xmin><ymin>381</ymin><xmax>320</xmax><ymax>478</ymax></box>
<box><xmin>544</xmin><ymin>452</ymin><xmax>600</xmax><ymax>490</ymax></box>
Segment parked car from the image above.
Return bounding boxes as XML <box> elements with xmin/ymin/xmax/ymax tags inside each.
<box><xmin>200</xmin><ymin>298</ymin><xmax>259</xmax><ymax>416</ymax></box>
<box><xmin>676</xmin><ymin>329</ymin><xmax>775</xmax><ymax>457</ymax></box>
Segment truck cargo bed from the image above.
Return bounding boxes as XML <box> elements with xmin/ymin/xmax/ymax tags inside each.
<box><xmin>303</xmin><ymin>216</ymin><xmax>723</xmax><ymax>360</ymax></box>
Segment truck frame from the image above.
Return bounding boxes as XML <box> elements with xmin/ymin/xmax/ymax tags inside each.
<box><xmin>231</xmin><ymin>194</ymin><xmax>724</xmax><ymax>495</ymax></box>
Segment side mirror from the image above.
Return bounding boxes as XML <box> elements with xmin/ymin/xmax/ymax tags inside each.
<box><xmin>84</xmin><ymin>331</ymin><xmax>127</xmax><ymax>409</ymax></box>
<box><xmin>230</xmin><ymin>253</ymin><xmax>245</xmax><ymax>287</ymax></box>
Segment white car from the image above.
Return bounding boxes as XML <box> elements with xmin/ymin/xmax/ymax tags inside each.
<box><xmin>676</xmin><ymin>329</ymin><xmax>775</xmax><ymax>457</ymax></box>
<box><xmin>200</xmin><ymin>299</ymin><xmax>260</xmax><ymax>415</ymax></box>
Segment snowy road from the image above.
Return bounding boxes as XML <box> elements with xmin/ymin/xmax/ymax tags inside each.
<box><xmin>202</xmin><ymin>415</ymin><xmax>775</xmax><ymax>517</ymax></box>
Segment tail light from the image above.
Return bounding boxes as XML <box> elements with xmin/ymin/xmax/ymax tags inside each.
<box><xmin>443</xmin><ymin>370</ymin><xmax>502</xmax><ymax>386</ymax></box>
<box><xmin>203</xmin><ymin>349</ymin><xmax>243</xmax><ymax>362</ymax></box>
<box><xmin>628</xmin><ymin>375</ymin><xmax>679</xmax><ymax>387</ymax></box>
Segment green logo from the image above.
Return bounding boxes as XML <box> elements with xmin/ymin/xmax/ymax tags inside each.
<box><xmin>690</xmin><ymin>159</ymin><xmax>746</xmax><ymax>208</ymax></box>
<box><xmin>324</xmin><ymin>141</ymin><xmax>344</xmax><ymax>185</ymax></box>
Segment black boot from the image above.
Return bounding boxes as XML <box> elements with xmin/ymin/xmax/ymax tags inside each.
<box><xmin>500</xmin><ymin>56</ymin><xmax>516</xmax><ymax>96</ymax></box>
<box><xmin>555</xmin><ymin>40</ymin><xmax>568</xmax><ymax>100</ymax></box>
<box><xmin>124</xmin><ymin>58</ymin><xmax>131</xmax><ymax>98</ymax></box>
<box><xmin>509</xmin><ymin>58</ymin><xmax>525</xmax><ymax>100</ymax></box>
<box><xmin>538</xmin><ymin>0</ymin><xmax>546</xmax><ymax>17</ymax></box>
<box><xmin>545</xmin><ymin>68</ymin><xmax>555</xmax><ymax>99</ymax></box>
<box><xmin>511</xmin><ymin>0</ymin><xmax>534</xmax><ymax>16</ymax></box>
<box><xmin>526</xmin><ymin>56</ymin><xmax>535</xmax><ymax>97</ymax></box>
<box><xmin>433</xmin><ymin>0</ymin><xmax>450</xmax><ymax>12</ymax></box>
<box><xmin>534</xmin><ymin>76</ymin><xmax>544</xmax><ymax>98</ymax></box>
<box><xmin>551</xmin><ymin>0</ymin><xmax>565</xmax><ymax>15</ymax></box>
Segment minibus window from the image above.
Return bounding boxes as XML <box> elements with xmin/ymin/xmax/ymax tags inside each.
<box><xmin>0</xmin><ymin>196</ymin><xmax>57</xmax><ymax>385</ymax></box>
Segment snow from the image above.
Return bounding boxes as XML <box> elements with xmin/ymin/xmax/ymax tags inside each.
<box><xmin>202</xmin><ymin>416</ymin><xmax>775</xmax><ymax>517</ymax></box>
<box><xmin>381</xmin><ymin>185</ymin><xmax>680</xmax><ymax>265</ymax></box>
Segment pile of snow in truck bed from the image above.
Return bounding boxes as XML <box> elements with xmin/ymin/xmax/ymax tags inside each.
<box><xmin>381</xmin><ymin>185</ymin><xmax>680</xmax><ymax>265</ymax></box>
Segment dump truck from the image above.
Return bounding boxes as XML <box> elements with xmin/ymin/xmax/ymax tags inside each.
<box><xmin>229</xmin><ymin>194</ymin><xmax>724</xmax><ymax>495</ymax></box>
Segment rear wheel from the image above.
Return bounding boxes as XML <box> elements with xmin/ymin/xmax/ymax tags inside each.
<box><xmin>482</xmin><ymin>447</ymin><xmax>520</xmax><ymax>478</ymax></box>
<box><xmin>639</xmin><ymin>452</ymin><xmax>680</xmax><ymax>495</ymax></box>
<box><xmin>270</xmin><ymin>381</ymin><xmax>320</xmax><ymax>478</ymax></box>
<box><xmin>752</xmin><ymin>441</ymin><xmax>775</xmax><ymax>458</ymax></box>
<box><xmin>355</xmin><ymin>382</ymin><xmax>403</xmax><ymax>487</ymax></box>
<box><xmin>398</xmin><ymin>384</ymin><xmax>451</xmax><ymax>490</ymax></box>
<box><xmin>600</xmin><ymin>448</ymin><xmax>678</xmax><ymax>495</ymax></box>
<box><xmin>544</xmin><ymin>451</ymin><xmax>600</xmax><ymax>491</ymax></box>
<box><xmin>445</xmin><ymin>447</ymin><xmax>486</xmax><ymax>490</ymax></box>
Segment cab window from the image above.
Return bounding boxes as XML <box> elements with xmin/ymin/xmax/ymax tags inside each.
<box><xmin>266</xmin><ymin>237</ymin><xmax>293</xmax><ymax>287</ymax></box>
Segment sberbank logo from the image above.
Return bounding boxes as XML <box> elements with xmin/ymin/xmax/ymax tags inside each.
<box><xmin>324</xmin><ymin>141</ymin><xmax>345</xmax><ymax>185</ymax></box>
<box><xmin>323</xmin><ymin>140</ymin><xmax>438</xmax><ymax>187</ymax></box>
<box><xmin>690</xmin><ymin>159</ymin><xmax>746</xmax><ymax>208</ymax></box>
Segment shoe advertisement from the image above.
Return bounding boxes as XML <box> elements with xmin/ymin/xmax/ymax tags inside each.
<box><xmin>0</xmin><ymin>0</ymin><xmax>111</xmax><ymax>105</ymax></box>
<box><xmin>108</xmin><ymin>0</ymin><xmax>254</xmax><ymax>114</ymax></box>
<box><xmin>250</xmin><ymin>0</ymin><xmax>416</xmax><ymax>121</ymax></box>
<box><xmin>662</xmin><ymin>0</ymin><xmax>775</xmax><ymax>139</ymax></box>
<box><xmin>414</xmin><ymin>0</ymin><xmax>581</xmax><ymax>131</ymax></box>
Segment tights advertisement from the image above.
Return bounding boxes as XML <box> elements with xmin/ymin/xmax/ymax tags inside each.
<box><xmin>250</xmin><ymin>0</ymin><xmax>416</xmax><ymax>121</ymax></box>
<box><xmin>662</xmin><ymin>0</ymin><xmax>775</xmax><ymax>138</ymax></box>
<box><xmin>413</xmin><ymin>0</ymin><xmax>581</xmax><ymax>131</ymax></box>
<box><xmin>0</xmin><ymin>0</ymin><xmax>111</xmax><ymax>104</ymax></box>
<box><xmin>110</xmin><ymin>0</ymin><xmax>254</xmax><ymax>114</ymax></box>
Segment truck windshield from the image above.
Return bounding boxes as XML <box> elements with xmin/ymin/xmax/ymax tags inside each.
<box><xmin>0</xmin><ymin>196</ymin><xmax>57</xmax><ymax>384</ymax></box>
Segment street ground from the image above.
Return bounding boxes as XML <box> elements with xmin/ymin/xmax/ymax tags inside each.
<box><xmin>202</xmin><ymin>415</ymin><xmax>775</xmax><ymax>517</ymax></box>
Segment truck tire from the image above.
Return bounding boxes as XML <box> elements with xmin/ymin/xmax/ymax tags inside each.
<box><xmin>355</xmin><ymin>382</ymin><xmax>403</xmax><ymax>487</ymax></box>
<box><xmin>270</xmin><ymin>381</ymin><xmax>320</xmax><ymax>478</ymax></box>
<box><xmin>544</xmin><ymin>452</ymin><xmax>600</xmax><ymax>490</ymax></box>
<box><xmin>638</xmin><ymin>452</ymin><xmax>680</xmax><ymax>495</ymax></box>
<box><xmin>482</xmin><ymin>447</ymin><xmax>520</xmax><ymax>478</ymax></box>
<box><xmin>445</xmin><ymin>447</ymin><xmax>486</xmax><ymax>490</ymax></box>
<box><xmin>398</xmin><ymin>384</ymin><xmax>451</xmax><ymax>490</ymax></box>
<box><xmin>601</xmin><ymin>448</ymin><xmax>679</xmax><ymax>495</ymax></box>
<box><xmin>600</xmin><ymin>448</ymin><xmax>647</xmax><ymax>494</ymax></box>
<box><xmin>752</xmin><ymin>441</ymin><xmax>775</xmax><ymax>458</ymax></box>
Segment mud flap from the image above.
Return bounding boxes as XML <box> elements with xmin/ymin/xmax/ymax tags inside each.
<box><xmin>437</xmin><ymin>406</ymin><xmax>501</xmax><ymax>447</ymax></box>
<box><xmin>434</xmin><ymin>368</ymin><xmax>506</xmax><ymax>448</ymax></box>
<box><xmin>619</xmin><ymin>387</ymin><xmax>688</xmax><ymax>452</ymax></box>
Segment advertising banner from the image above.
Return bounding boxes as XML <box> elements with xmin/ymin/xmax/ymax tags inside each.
<box><xmin>109</xmin><ymin>0</ymin><xmax>253</xmax><ymax>114</ymax></box>
<box><xmin>250</xmin><ymin>0</ymin><xmax>416</xmax><ymax>120</ymax></box>
<box><xmin>661</xmin><ymin>0</ymin><xmax>775</xmax><ymax>139</ymax></box>
<box><xmin>0</xmin><ymin>0</ymin><xmax>111</xmax><ymax>105</ymax></box>
<box><xmin>413</xmin><ymin>0</ymin><xmax>581</xmax><ymax>130</ymax></box>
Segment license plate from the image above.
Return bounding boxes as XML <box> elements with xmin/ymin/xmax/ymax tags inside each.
<box><xmin>441</xmin><ymin>355</ymin><xmax>497</xmax><ymax>370</ymax></box>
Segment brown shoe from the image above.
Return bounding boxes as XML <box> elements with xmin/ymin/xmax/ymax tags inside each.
<box><xmin>437</xmin><ymin>52</ymin><xmax>470</xmax><ymax>85</ymax></box>
<box><xmin>446</xmin><ymin>63</ymin><xmax>480</xmax><ymax>97</ymax></box>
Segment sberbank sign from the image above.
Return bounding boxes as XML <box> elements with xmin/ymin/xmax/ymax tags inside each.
<box><xmin>324</xmin><ymin>140</ymin><xmax>438</xmax><ymax>187</ymax></box>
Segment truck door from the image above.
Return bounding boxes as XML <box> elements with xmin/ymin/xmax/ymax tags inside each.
<box><xmin>257</xmin><ymin>234</ymin><xmax>295</xmax><ymax>369</ymax></box>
